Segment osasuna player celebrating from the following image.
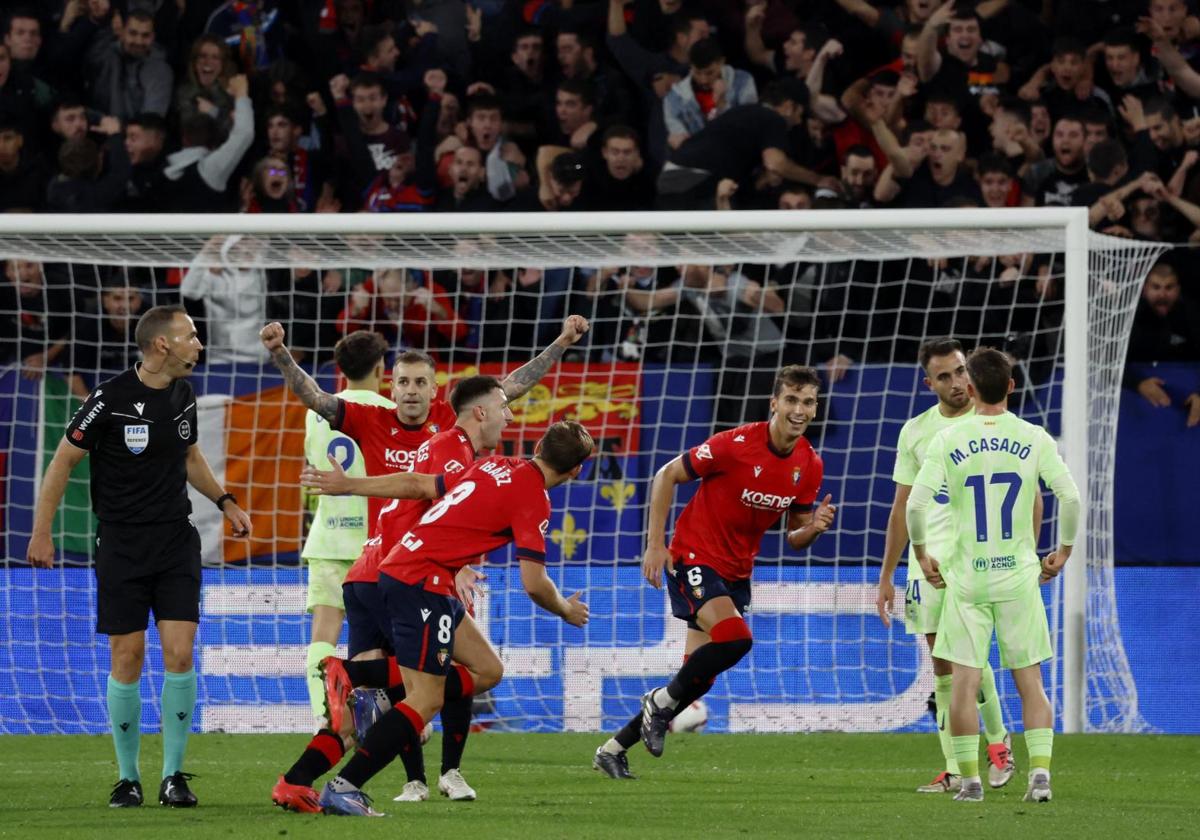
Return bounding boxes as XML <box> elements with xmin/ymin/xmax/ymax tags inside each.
<box><xmin>594</xmin><ymin>365</ymin><xmax>836</xmax><ymax>780</ymax></box>
<box><xmin>261</xmin><ymin>313</ymin><xmax>589</xmax><ymax>561</ymax></box>
<box><xmin>298</xmin><ymin>331</ymin><xmax>393</xmax><ymax>725</ymax></box>
<box><xmin>314</xmin><ymin>421</ymin><xmax>595</xmax><ymax>816</ymax></box>
<box><xmin>272</xmin><ymin>376</ymin><xmax>509</xmax><ymax>811</ymax></box>
<box><xmin>259</xmin><ymin>315</ymin><xmax>587</xmax><ymax>791</ymax></box>
<box><xmin>907</xmin><ymin>347</ymin><xmax>1080</xmax><ymax>804</ymax></box>
<box><xmin>26</xmin><ymin>305</ymin><xmax>252</xmax><ymax>809</ymax></box>
<box><xmin>876</xmin><ymin>339</ymin><xmax>1025</xmax><ymax>793</ymax></box>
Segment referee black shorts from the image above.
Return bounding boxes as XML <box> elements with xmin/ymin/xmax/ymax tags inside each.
<box><xmin>94</xmin><ymin>519</ymin><xmax>202</xmax><ymax>635</ymax></box>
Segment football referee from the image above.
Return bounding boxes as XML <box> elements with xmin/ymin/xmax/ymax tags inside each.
<box><xmin>26</xmin><ymin>304</ymin><xmax>252</xmax><ymax>809</ymax></box>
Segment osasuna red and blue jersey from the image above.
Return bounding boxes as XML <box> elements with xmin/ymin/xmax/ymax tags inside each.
<box><xmin>380</xmin><ymin>456</ymin><xmax>550</xmax><ymax>597</ymax></box>
<box><xmin>333</xmin><ymin>398</ymin><xmax>457</xmax><ymax>537</ymax></box>
<box><xmin>344</xmin><ymin>426</ymin><xmax>475</xmax><ymax>585</ymax></box>
<box><xmin>670</xmin><ymin>421</ymin><xmax>823</xmax><ymax>581</ymax></box>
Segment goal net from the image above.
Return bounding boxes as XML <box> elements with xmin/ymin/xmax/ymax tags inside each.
<box><xmin>0</xmin><ymin>210</ymin><xmax>1161</xmax><ymax>736</ymax></box>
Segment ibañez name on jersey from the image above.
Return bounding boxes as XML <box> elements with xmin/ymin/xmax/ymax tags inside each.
<box><xmin>948</xmin><ymin>436</ymin><xmax>1033</xmax><ymax>465</ymax></box>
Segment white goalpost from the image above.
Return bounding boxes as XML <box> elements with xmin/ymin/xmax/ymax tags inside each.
<box><xmin>0</xmin><ymin>209</ymin><xmax>1161</xmax><ymax>736</ymax></box>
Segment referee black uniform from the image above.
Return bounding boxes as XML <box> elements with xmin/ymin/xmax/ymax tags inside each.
<box><xmin>65</xmin><ymin>366</ymin><xmax>202</xmax><ymax>633</ymax></box>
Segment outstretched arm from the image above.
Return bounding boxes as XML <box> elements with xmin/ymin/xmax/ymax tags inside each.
<box><xmin>520</xmin><ymin>560</ymin><xmax>589</xmax><ymax>626</ymax></box>
<box><xmin>301</xmin><ymin>454</ymin><xmax>442</xmax><ymax>499</ymax></box>
<box><xmin>260</xmin><ymin>321</ymin><xmax>339</xmax><ymax>421</ymax></box>
<box><xmin>499</xmin><ymin>314</ymin><xmax>590</xmax><ymax>400</ymax></box>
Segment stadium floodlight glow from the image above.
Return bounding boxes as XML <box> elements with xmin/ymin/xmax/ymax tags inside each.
<box><xmin>0</xmin><ymin>208</ymin><xmax>1158</xmax><ymax>735</ymax></box>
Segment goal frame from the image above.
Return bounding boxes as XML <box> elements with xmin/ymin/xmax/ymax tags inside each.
<box><xmin>0</xmin><ymin>207</ymin><xmax>1092</xmax><ymax>731</ymax></box>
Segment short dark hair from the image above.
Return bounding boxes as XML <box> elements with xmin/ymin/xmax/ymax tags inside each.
<box><xmin>449</xmin><ymin>375</ymin><xmax>503</xmax><ymax>414</ymax></box>
<box><xmin>58</xmin><ymin>137</ymin><xmax>99</xmax><ymax>179</ymax></box>
<box><xmin>264</xmin><ymin>103</ymin><xmax>302</xmax><ymax>126</ymax></box>
<box><xmin>127</xmin><ymin>112</ymin><xmax>168</xmax><ymax>135</ymax></box>
<box><xmin>688</xmin><ymin>38</ymin><xmax>724</xmax><ymax>69</ymax></box>
<box><xmin>557</xmin><ymin>77</ymin><xmax>596</xmax><ymax>107</ymax></box>
<box><xmin>350</xmin><ymin>72</ymin><xmax>386</xmax><ymax>95</ymax></box>
<box><xmin>966</xmin><ymin>346</ymin><xmax>1012</xmax><ymax>404</ymax></box>
<box><xmin>550</xmin><ymin>151</ymin><xmax>586</xmax><ymax>185</ymax></box>
<box><xmin>538</xmin><ymin>420</ymin><xmax>594</xmax><ymax>474</ymax></box>
<box><xmin>53</xmin><ymin>97</ymin><xmax>86</xmax><ymax>117</ymax></box>
<box><xmin>762</xmin><ymin>77</ymin><xmax>809</xmax><ymax>110</ymax></box>
<box><xmin>601</xmin><ymin>124</ymin><xmax>639</xmax><ymax>146</ymax></box>
<box><xmin>773</xmin><ymin>365</ymin><xmax>820</xmax><ymax>396</ymax></box>
<box><xmin>1079</xmin><ymin>103</ymin><xmax>1112</xmax><ymax>130</ymax></box>
<box><xmin>949</xmin><ymin>9</ymin><xmax>980</xmax><ymax>25</ymax></box>
<box><xmin>1087</xmin><ymin>139</ymin><xmax>1127</xmax><ymax>179</ymax></box>
<box><xmin>334</xmin><ymin>330</ymin><xmax>388</xmax><ymax>381</ymax></box>
<box><xmin>1052</xmin><ymin>35</ymin><xmax>1086</xmax><ymax>59</ymax></box>
<box><xmin>466</xmin><ymin>93</ymin><xmax>503</xmax><ymax>118</ymax></box>
<box><xmin>135</xmin><ymin>304</ymin><xmax>187</xmax><ymax>351</ymax></box>
<box><xmin>977</xmin><ymin>152</ymin><xmax>1014</xmax><ymax>179</ymax></box>
<box><xmin>394</xmin><ymin>349</ymin><xmax>436</xmax><ymax>372</ymax></box>
<box><xmin>1144</xmin><ymin>96</ymin><xmax>1178</xmax><ymax>122</ymax></box>
<box><xmin>996</xmin><ymin>96</ymin><xmax>1031</xmax><ymax>126</ymax></box>
<box><xmin>918</xmin><ymin>337</ymin><xmax>964</xmax><ymax>372</ymax></box>
<box><xmin>126</xmin><ymin>9</ymin><xmax>155</xmax><ymax>28</ymax></box>
<box><xmin>1103</xmin><ymin>26</ymin><xmax>1141</xmax><ymax>51</ymax></box>
<box><xmin>925</xmin><ymin>91</ymin><xmax>961</xmax><ymax>111</ymax></box>
<box><xmin>5</xmin><ymin>6</ymin><xmax>40</xmax><ymax>34</ymax></box>
<box><xmin>668</xmin><ymin>11</ymin><xmax>706</xmax><ymax>40</ymax></box>
<box><xmin>844</xmin><ymin>144</ymin><xmax>874</xmax><ymax>162</ymax></box>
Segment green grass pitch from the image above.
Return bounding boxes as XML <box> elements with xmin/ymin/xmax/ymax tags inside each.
<box><xmin>2</xmin><ymin>732</ymin><xmax>1195</xmax><ymax>839</ymax></box>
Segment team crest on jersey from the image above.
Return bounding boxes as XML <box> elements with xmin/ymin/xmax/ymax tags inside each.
<box><xmin>437</xmin><ymin>648</ymin><xmax>449</xmax><ymax>666</ymax></box>
<box><xmin>692</xmin><ymin>586</ymin><xmax>704</xmax><ymax>599</ymax></box>
<box><xmin>696</xmin><ymin>444</ymin><xmax>713</xmax><ymax>461</ymax></box>
<box><xmin>124</xmin><ymin>424</ymin><xmax>149</xmax><ymax>454</ymax></box>
<box><xmin>178</xmin><ymin>419</ymin><xmax>191</xmax><ymax>440</ymax></box>
<box><xmin>429</xmin><ymin>424</ymin><xmax>440</xmax><ymax>433</ymax></box>
<box><xmin>792</xmin><ymin>468</ymin><xmax>801</xmax><ymax>485</ymax></box>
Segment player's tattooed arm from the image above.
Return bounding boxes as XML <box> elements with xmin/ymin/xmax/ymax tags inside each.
<box><xmin>500</xmin><ymin>314</ymin><xmax>590</xmax><ymax>400</ymax></box>
<box><xmin>260</xmin><ymin>321</ymin><xmax>339</xmax><ymax>421</ymax></box>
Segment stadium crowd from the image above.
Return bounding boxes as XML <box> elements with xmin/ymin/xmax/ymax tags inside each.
<box><xmin>0</xmin><ymin>0</ymin><xmax>1198</xmax><ymax>419</ymax></box>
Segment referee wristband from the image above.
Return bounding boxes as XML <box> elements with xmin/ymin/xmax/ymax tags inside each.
<box><xmin>215</xmin><ymin>493</ymin><xmax>237</xmax><ymax>511</ymax></box>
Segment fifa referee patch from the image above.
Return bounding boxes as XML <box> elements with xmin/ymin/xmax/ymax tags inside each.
<box><xmin>124</xmin><ymin>424</ymin><xmax>149</xmax><ymax>454</ymax></box>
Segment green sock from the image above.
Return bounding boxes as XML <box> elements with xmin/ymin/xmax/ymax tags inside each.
<box><xmin>161</xmin><ymin>669</ymin><xmax>197</xmax><ymax>779</ymax></box>
<box><xmin>952</xmin><ymin>734</ymin><xmax>980</xmax><ymax>779</ymax></box>
<box><xmin>977</xmin><ymin>663</ymin><xmax>1007</xmax><ymax>744</ymax></box>
<box><xmin>306</xmin><ymin>641</ymin><xmax>337</xmax><ymax>719</ymax></box>
<box><xmin>934</xmin><ymin>675</ymin><xmax>960</xmax><ymax>774</ymax></box>
<box><xmin>107</xmin><ymin>675</ymin><xmax>142</xmax><ymax>782</ymax></box>
<box><xmin>1025</xmin><ymin>728</ymin><xmax>1054</xmax><ymax>771</ymax></box>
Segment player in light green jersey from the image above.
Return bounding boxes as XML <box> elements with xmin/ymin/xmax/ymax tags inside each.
<box><xmin>907</xmin><ymin>347</ymin><xmax>1080</xmax><ymax>804</ymax></box>
<box><xmin>301</xmin><ymin>331</ymin><xmax>393</xmax><ymax>721</ymax></box>
<box><xmin>877</xmin><ymin>339</ymin><xmax>1030</xmax><ymax>793</ymax></box>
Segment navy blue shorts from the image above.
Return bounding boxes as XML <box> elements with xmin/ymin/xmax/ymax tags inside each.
<box><xmin>379</xmin><ymin>573</ymin><xmax>465</xmax><ymax>676</ymax></box>
<box><xmin>665</xmin><ymin>561</ymin><xmax>751</xmax><ymax>631</ymax></box>
<box><xmin>343</xmin><ymin>581</ymin><xmax>393</xmax><ymax>659</ymax></box>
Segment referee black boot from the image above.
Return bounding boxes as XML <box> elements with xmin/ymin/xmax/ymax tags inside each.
<box><xmin>109</xmin><ymin>779</ymin><xmax>143</xmax><ymax>808</ymax></box>
<box><xmin>159</xmin><ymin>772</ymin><xmax>198</xmax><ymax>807</ymax></box>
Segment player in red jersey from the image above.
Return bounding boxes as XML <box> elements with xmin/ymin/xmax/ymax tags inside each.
<box><xmin>271</xmin><ymin>375</ymin><xmax>507</xmax><ymax>811</ymax></box>
<box><xmin>312</xmin><ymin>421</ymin><xmax>595</xmax><ymax>816</ymax></box>
<box><xmin>593</xmin><ymin>365</ymin><xmax>838</xmax><ymax>780</ymax></box>
<box><xmin>260</xmin><ymin>315</ymin><xmax>589</xmax><ymax>542</ymax></box>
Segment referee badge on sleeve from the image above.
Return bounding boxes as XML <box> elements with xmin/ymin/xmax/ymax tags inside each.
<box><xmin>124</xmin><ymin>424</ymin><xmax>149</xmax><ymax>454</ymax></box>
